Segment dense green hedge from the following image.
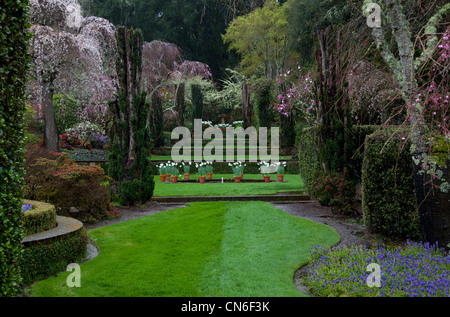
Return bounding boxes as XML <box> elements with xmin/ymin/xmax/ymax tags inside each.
<box><xmin>23</xmin><ymin>200</ymin><xmax>57</xmax><ymax>236</ymax></box>
<box><xmin>0</xmin><ymin>0</ymin><xmax>31</xmax><ymax>297</ymax></box>
<box><xmin>361</xmin><ymin>129</ymin><xmax>421</xmax><ymax>240</ymax></box>
<box><xmin>298</xmin><ymin>125</ymin><xmax>380</xmax><ymax>193</ymax></box>
<box><xmin>298</xmin><ymin>127</ymin><xmax>322</xmax><ymax>193</ymax></box>
<box><xmin>20</xmin><ymin>228</ymin><xmax>88</xmax><ymax>285</ymax></box>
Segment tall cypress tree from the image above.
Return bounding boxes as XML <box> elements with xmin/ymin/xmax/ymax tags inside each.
<box><xmin>108</xmin><ymin>26</ymin><xmax>155</xmax><ymax>206</ymax></box>
<box><xmin>0</xmin><ymin>0</ymin><xmax>31</xmax><ymax>296</ymax></box>
<box><xmin>191</xmin><ymin>84</ymin><xmax>203</xmax><ymax>126</ymax></box>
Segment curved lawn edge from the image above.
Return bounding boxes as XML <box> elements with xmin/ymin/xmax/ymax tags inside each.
<box><xmin>26</xmin><ymin>201</ymin><xmax>340</xmax><ymax>297</ymax></box>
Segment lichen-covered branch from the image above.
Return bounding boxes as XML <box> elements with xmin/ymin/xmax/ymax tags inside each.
<box><xmin>414</xmin><ymin>3</ymin><xmax>450</xmax><ymax>71</ymax></box>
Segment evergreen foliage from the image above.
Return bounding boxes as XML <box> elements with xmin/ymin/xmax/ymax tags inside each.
<box><xmin>0</xmin><ymin>0</ymin><xmax>31</xmax><ymax>297</ymax></box>
<box><xmin>108</xmin><ymin>26</ymin><xmax>155</xmax><ymax>206</ymax></box>
<box><xmin>191</xmin><ymin>84</ymin><xmax>203</xmax><ymax>126</ymax></box>
<box><xmin>362</xmin><ymin>129</ymin><xmax>421</xmax><ymax>240</ymax></box>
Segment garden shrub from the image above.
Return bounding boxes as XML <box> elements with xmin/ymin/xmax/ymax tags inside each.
<box><xmin>20</xmin><ymin>228</ymin><xmax>88</xmax><ymax>285</ymax></box>
<box><xmin>22</xmin><ymin>200</ymin><xmax>57</xmax><ymax>236</ymax></box>
<box><xmin>24</xmin><ymin>145</ymin><xmax>114</xmax><ymax>223</ymax></box>
<box><xmin>118</xmin><ymin>178</ymin><xmax>155</xmax><ymax>206</ymax></box>
<box><xmin>299</xmin><ymin>125</ymin><xmax>381</xmax><ymax>214</ymax></box>
<box><xmin>0</xmin><ymin>0</ymin><xmax>31</xmax><ymax>297</ymax></box>
<box><xmin>299</xmin><ymin>126</ymin><xmax>380</xmax><ymax>192</ymax></box>
<box><xmin>298</xmin><ymin>127</ymin><xmax>322</xmax><ymax>193</ymax></box>
<box><xmin>361</xmin><ymin>129</ymin><xmax>421</xmax><ymax>240</ymax></box>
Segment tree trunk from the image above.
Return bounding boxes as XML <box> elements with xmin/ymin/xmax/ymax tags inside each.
<box><xmin>241</xmin><ymin>82</ymin><xmax>252</xmax><ymax>129</ymax></box>
<box><xmin>42</xmin><ymin>80</ymin><xmax>59</xmax><ymax>152</ymax></box>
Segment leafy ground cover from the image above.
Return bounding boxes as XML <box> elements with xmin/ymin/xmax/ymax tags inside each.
<box><xmin>153</xmin><ymin>174</ymin><xmax>305</xmax><ymax>196</ymax></box>
<box><xmin>26</xmin><ymin>201</ymin><xmax>340</xmax><ymax>297</ymax></box>
<box><xmin>62</xmin><ymin>149</ymin><xmax>108</xmax><ymax>161</ymax></box>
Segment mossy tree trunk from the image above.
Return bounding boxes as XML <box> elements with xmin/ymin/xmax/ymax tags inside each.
<box><xmin>363</xmin><ymin>0</ymin><xmax>450</xmax><ymax>242</ymax></box>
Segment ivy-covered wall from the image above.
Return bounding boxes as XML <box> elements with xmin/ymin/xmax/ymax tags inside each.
<box><xmin>0</xmin><ymin>0</ymin><xmax>31</xmax><ymax>297</ymax></box>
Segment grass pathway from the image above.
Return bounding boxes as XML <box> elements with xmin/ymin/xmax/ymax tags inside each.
<box><xmin>26</xmin><ymin>201</ymin><xmax>340</xmax><ymax>297</ymax></box>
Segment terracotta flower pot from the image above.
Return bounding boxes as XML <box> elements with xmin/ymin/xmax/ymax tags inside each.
<box><xmin>277</xmin><ymin>174</ymin><xmax>284</xmax><ymax>182</ymax></box>
<box><xmin>171</xmin><ymin>175</ymin><xmax>178</xmax><ymax>183</ymax></box>
<box><xmin>165</xmin><ymin>174</ymin><xmax>171</xmax><ymax>182</ymax></box>
<box><xmin>184</xmin><ymin>173</ymin><xmax>190</xmax><ymax>180</ymax></box>
<box><xmin>160</xmin><ymin>175</ymin><xmax>166</xmax><ymax>182</ymax></box>
<box><xmin>207</xmin><ymin>173</ymin><xmax>213</xmax><ymax>180</ymax></box>
<box><xmin>263</xmin><ymin>175</ymin><xmax>270</xmax><ymax>183</ymax></box>
<box><xmin>234</xmin><ymin>176</ymin><xmax>241</xmax><ymax>183</ymax></box>
<box><xmin>199</xmin><ymin>176</ymin><xmax>206</xmax><ymax>184</ymax></box>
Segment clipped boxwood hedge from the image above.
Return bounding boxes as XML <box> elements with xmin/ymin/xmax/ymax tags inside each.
<box><xmin>361</xmin><ymin>129</ymin><xmax>421</xmax><ymax>240</ymax></box>
<box><xmin>22</xmin><ymin>200</ymin><xmax>57</xmax><ymax>236</ymax></box>
<box><xmin>20</xmin><ymin>227</ymin><xmax>88</xmax><ymax>285</ymax></box>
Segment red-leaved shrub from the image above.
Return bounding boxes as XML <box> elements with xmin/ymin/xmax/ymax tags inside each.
<box><xmin>24</xmin><ymin>145</ymin><xmax>119</xmax><ymax>223</ymax></box>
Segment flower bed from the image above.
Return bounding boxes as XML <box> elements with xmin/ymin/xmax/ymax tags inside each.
<box><xmin>303</xmin><ymin>241</ymin><xmax>450</xmax><ymax>297</ymax></box>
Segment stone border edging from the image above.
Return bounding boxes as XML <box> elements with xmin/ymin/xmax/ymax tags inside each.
<box><xmin>22</xmin><ymin>216</ymin><xmax>84</xmax><ymax>247</ymax></box>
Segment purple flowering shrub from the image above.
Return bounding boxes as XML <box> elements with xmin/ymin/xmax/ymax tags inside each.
<box><xmin>304</xmin><ymin>241</ymin><xmax>450</xmax><ymax>297</ymax></box>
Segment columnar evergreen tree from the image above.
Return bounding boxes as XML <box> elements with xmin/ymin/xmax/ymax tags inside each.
<box><xmin>0</xmin><ymin>0</ymin><xmax>31</xmax><ymax>296</ymax></box>
<box><xmin>174</xmin><ymin>82</ymin><xmax>185</xmax><ymax>126</ymax></box>
<box><xmin>108</xmin><ymin>26</ymin><xmax>154</xmax><ymax>206</ymax></box>
<box><xmin>241</xmin><ymin>82</ymin><xmax>252</xmax><ymax>129</ymax></box>
<box><xmin>149</xmin><ymin>91</ymin><xmax>164</xmax><ymax>148</ymax></box>
<box><xmin>191</xmin><ymin>84</ymin><xmax>203</xmax><ymax>126</ymax></box>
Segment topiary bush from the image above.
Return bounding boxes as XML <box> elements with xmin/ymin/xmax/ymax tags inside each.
<box><xmin>361</xmin><ymin>129</ymin><xmax>421</xmax><ymax>240</ymax></box>
<box><xmin>0</xmin><ymin>0</ymin><xmax>31</xmax><ymax>297</ymax></box>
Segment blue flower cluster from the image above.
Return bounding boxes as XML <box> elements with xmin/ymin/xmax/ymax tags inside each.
<box><xmin>305</xmin><ymin>240</ymin><xmax>450</xmax><ymax>297</ymax></box>
<box><xmin>22</xmin><ymin>203</ymin><xmax>33</xmax><ymax>213</ymax></box>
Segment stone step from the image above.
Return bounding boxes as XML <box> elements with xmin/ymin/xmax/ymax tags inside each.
<box><xmin>22</xmin><ymin>216</ymin><xmax>84</xmax><ymax>247</ymax></box>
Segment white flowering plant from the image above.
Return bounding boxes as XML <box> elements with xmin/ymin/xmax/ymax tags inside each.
<box><xmin>229</xmin><ymin>161</ymin><xmax>246</xmax><ymax>177</ymax></box>
<box><xmin>195</xmin><ymin>162</ymin><xmax>207</xmax><ymax>176</ymax></box>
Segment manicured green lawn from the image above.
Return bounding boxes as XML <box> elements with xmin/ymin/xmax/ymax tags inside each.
<box><xmin>149</xmin><ymin>155</ymin><xmax>293</xmax><ymax>160</ymax></box>
<box><xmin>153</xmin><ymin>174</ymin><xmax>305</xmax><ymax>196</ymax></box>
<box><xmin>26</xmin><ymin>202</ymin><xmax>340</xmax><ymax>297</ymax></box>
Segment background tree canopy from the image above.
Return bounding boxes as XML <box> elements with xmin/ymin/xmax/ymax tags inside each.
<box><xmin>78</xmin><ymin>0</ymin><xmax>278</xmax><ymax>80</ymax></box>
